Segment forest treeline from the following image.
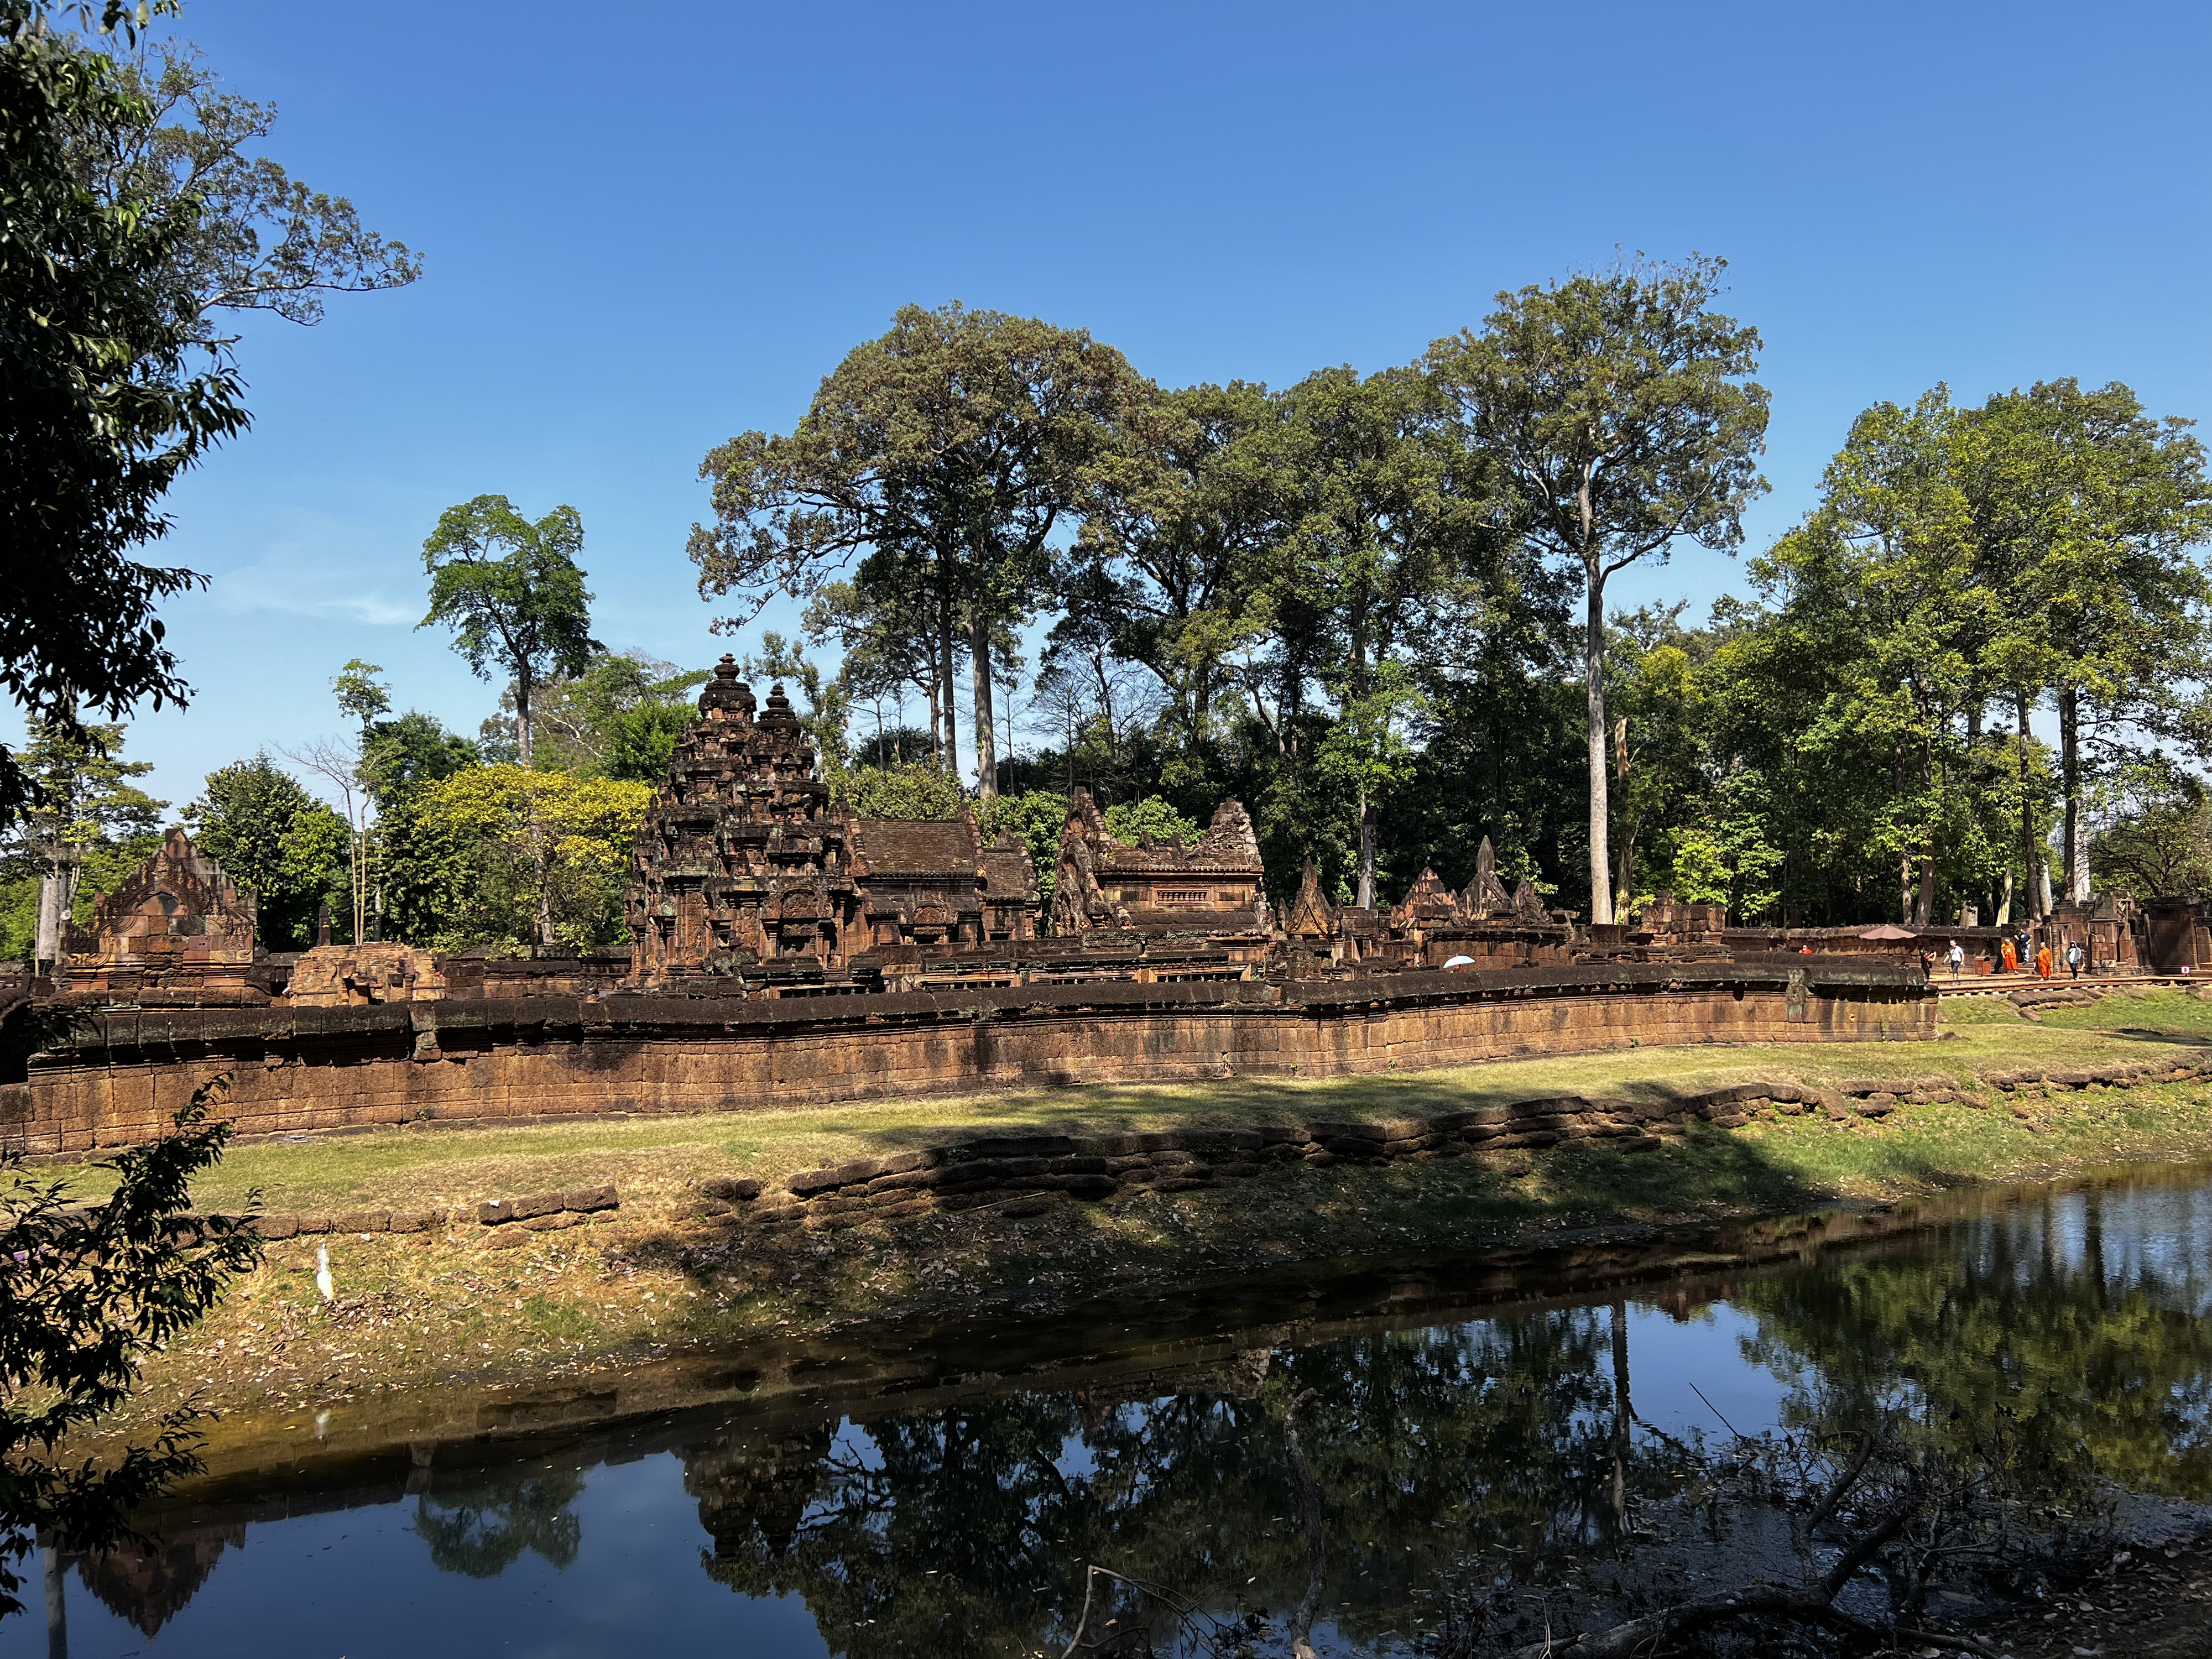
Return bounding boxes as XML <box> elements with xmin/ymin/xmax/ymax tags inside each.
<box><xmin>12</xmin><ymin>270</ymin><xmax>2212</xmax><ymax>962</ymax></box>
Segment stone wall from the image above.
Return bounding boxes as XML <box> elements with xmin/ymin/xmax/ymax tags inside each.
<box><xmin>0</xmin><ymin>961</ymin><xmax>1932</xmax><ymax>1156</ymax></box>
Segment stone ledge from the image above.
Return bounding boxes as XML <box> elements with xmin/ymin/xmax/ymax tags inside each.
<box><xmin>693</xmin><ymin>1050</ymin><xmax>2212</xmax><ymax>1232</ymax></box>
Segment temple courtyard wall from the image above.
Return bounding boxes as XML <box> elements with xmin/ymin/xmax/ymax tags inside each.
<box><xmin>0</xmin><ymin>962</ymin><xmax>1933</xmax><ymax>1156</ymax></box>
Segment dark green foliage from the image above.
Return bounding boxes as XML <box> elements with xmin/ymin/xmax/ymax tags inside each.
<box><xmin>0</xmin><ymin>4</ymin><xmax>415</xmax><ymax>836</ymax></box>
<box><xmin>837</xmin><ymin>764</ymin><xmax>965</xmax><ymax>822</ymax></box>
<box><xmin>420</xmin><ymin>495</ymin><xmax>599</xmax><ymax>770</ymax></box>
<box><xmin>181</xmin><ymin>754</ymin><xmax>348</xmax><ymax>947</ymax></box>
<box><xmin>0</xmin><ymin>4</ymin><xmax>243</xmax><ymax>831</ymax></box>
<box><xmin>978</xmin><ymin>790</ymin><xmax>1067</xmax><ymax>904</ymax></box>
<box><xmin>0</xmin><ymin>1074</ymin><xmax>263</xmax><ymax>1617</ymax></box>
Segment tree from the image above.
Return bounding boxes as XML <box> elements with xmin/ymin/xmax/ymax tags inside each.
<box><xmin>525</xmin><ymin>651</ymin><xmax>706</xmax><ymax>783</ymax></box>
<box><xmin>181</xmin><ymin>754</ymin><xmax>348</xmax><ymax>948</ymax></box>
<box><xmin>2090</xmin><ymin>759</ymin><xmax>2212</xmax><ymax>901</ymax></box>
<box><xmin>96</xmin><ymin>38</ymin><xmax>418</xmax><ymax>340</ymax></box>
<box><xmin>1269</xmin><ymin>364</ymin><xmax>1494</xmax><ymax>907</ymax></box>
<box><xmin>5</xmin><ymin>717</ymin><xmax>164</xmax><ymax>970</ymax></box>
<box><xmin>804</xmin><ymin>578</ymin><xmax>951</xmax><ymax>770</ymax></box>
<box><xmin>420</xmin><ymin>496</ymin><xmax>599</xmax><ymax>769</ymax></box>
<box><xmin>404</xmin><ymin>765</ymin><xmax>649</xmax><ymax>954</ymax></box>
<box><xmin>1969</xmin><ymin>380</ymin><xmax>2212</xmax><ymax>903</ymax></box>
<box><xmin>1067</xmin><ymin>380</ymin><xmax>1283</xmax><ymax>752</ymax></box>
<box><xmin>690</xmin><ymin>301</ymin><xmax>1145</xmax><ymax>803</ymax></box>
<box><xmin>283</xmin><ymin>659</ymin><xmax>389</xmax><ymax>943</ymax></box>
<box><xmin>0</xmin><ymin>1079</ymin><xmax>262</xmax><ymax>1619</ymax></box>
<box><xmin>836</xmin><ymin>763</ymin><xmax>966</xmax><ymax>821</ymax></box>
<box><xmin>1428</xmin><ymin>255</ymin><xmax>1768</xmax><ymax>924</ymax></box>
<box><xmin>0</xmin><ymin>2</ymin><xmax>415</xmax><ymax>835</ymax></box>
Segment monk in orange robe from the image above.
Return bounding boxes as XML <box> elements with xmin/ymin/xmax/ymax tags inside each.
<box><xmin>2001</xmin><ymin>938</ymin><xmax>2018</xmax><ymax>973</ymax></box>
<box><xmin>2036</xmin><ymin>943</ymin><xmax>2053</xmax><ymax>979</ymax></box>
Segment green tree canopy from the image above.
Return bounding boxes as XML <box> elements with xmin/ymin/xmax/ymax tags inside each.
<box><xmin>691</xmin><ymin>301</ymin><xmax>1145</xmax><ymax>802</ymax></box>
<box><xmin>0</xmin><ymin>2</ymin><xmax>415</xmax><ymax>833</ymax></box>
<box><xmin>420</xmin><ymin>495</ymin><xmax>599</xmax><ymax>769</ymax></box>
<box><xmin>1428</xmin><ymin>255</ymin><xmax>1768</xmax><ymax>924</ymax></box>
<box><xmin>181</xmin><ymin>753</ymin><xmax>348</xmax><ymax>948</ymax></box>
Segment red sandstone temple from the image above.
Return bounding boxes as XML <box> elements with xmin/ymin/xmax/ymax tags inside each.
<box><xmin>41</xmin><ymin>656</ymin><xmax>2198</xmax><ymax>1013</ymax></box>
<box><xmin>623</xmin><ymin>660</ymin><xmax>1041</xmax><ymax>989</ymax></box>
<box><xmin>60</xmin><ymin>828</ymin><xmax>259</xmax><ymax>997</ymax></box>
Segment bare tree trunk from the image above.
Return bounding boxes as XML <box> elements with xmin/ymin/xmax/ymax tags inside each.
<box><xmin>1900</xmin><ymin>853</ymin><xmax>1913</xmax><ymax>926</ymax></box>
<box><xmin>35</xmin><ymin>864</ymin><xmax>65</xmax><ymax>975</ymax></box>
<box><xmin>515</xmin><ymin>667</ymin><xmax>533</xmax><ymax>769</ymax></box>
<box><xmin>969</xmin><ymin>615</ymin><xmax>997</xmax><ymax>805</ymax></box>
<box><xmin>1584</xmin><ymin>565</ymin><xmax>1613</xmax><ymax>925</ymax></box>
<box><xmin>1609</xmin><ymin>1301</ymin><xmax>1631</xmax><ymax>1534</ymax></box>
<box><xmin>1284</xmin><ymin>1389</ymin><xmax>1324</xmax><ymax>1659</ymax></box>
<box><xmin>937</xmin><ymin>588</ymin><xmax>961</xmax><ymax>782</ymax></box>
<box><xmin>1355</xmin><ymin>794</ymin><xmax>1376</xmax><ymax>909</ymax></box>
<box><xmin>2059</xmin><ymin>684</ymin><xmax>2088</xmax><ymax>901</ymax></box>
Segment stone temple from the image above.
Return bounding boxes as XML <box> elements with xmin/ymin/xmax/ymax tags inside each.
<box><xmin>623</xmin><ymin>660</ymin><xmax>1040</xmax><ymax>990</ymax></box>
<box><xmin>60</xmin><ymin>827</ymin><xmax>259</xmax><ymax>999</ymax></box>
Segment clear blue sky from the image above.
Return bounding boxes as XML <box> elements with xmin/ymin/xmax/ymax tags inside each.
<box><xmin>68</xmin><ymin>0</ymin><xmax>2212</xmax><ymax>811</ymax></box>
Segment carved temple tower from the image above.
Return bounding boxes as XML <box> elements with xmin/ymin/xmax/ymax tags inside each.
<box><xmin>625</xmin><ymin>660</ymin><xmax>863</xmax><ymax>985</ymax></box>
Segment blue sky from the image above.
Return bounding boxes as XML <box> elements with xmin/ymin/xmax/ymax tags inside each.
<box><xmin>61</xmin><ymin>0</ymin><xmax>2212</xmax><ymax>811</ymax></box>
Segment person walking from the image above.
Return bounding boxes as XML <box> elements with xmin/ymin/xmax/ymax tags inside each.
<box><xmin>2001</xmin><ymin>936</ymin><xmax>2018</xmax><ymax>973</ymax></box>
<box><xmin>2065</xmin><ymin>939</ymin><xmax>2085</xmax><ymax>980</ymax></box>
<box><xmin>1948</xmin><ymin>940</ymin><xmax>1965</xmax><ymax>979</ymax></box>
<box><xmin>2036</xmin><ymin>941</ymin><xmax>2053</xmax><ymax>979</ymax></box>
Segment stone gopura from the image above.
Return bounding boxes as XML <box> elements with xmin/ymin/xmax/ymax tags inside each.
<box><xmin>60</xmin><ymin>827</ymin><xmax>258</xmax><ymax>997</ymax></box>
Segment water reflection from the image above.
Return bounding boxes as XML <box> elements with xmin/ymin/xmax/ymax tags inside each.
<box><xmin>415</xmin><ymin>1472</ymin><xmax>585</xmax><ymax>1578</ymax></box>
<box><xmin>17</xmin><ymin>1166</ymin><xmax>2212</xmax><ymax>1658</ymax></box>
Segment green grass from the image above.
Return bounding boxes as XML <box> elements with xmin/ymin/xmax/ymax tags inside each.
<box><xmin>80</xmin><ymin>983</ymin><xmax>2212</xmax><ymax>1443</ymax></box>
<box><xmin>32</xmin><ymin>990</ymin><xmax>2212</xmax><ymax>1218</ymax></box>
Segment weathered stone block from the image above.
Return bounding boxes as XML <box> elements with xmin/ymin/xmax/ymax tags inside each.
<box><xmin>563</xmin><ymin>1185</ymin><xmax>619</xmax><ymax>1213</ymax></box>
<box><xmin>700</xmin><ymin>1176</ymin><xmax>761</xmax><ymax>1203</ymax></box>
<box><xmin>333</xmin><ymin>1210</ymin><xmax>389</xmax><ymax>1233</ymax></box>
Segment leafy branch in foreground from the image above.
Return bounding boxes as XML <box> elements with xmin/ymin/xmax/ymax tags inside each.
<box><xmin>0</xmin><ymin>1074</ymin><xmax>262</xmax><ymax>1618</ymax></box>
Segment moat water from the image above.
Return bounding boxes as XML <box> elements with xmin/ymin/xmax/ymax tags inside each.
<box><xmin>11</xmin><ymin>1164</ymin><xmax>2212</xmax><ymax>1658</ymax></box>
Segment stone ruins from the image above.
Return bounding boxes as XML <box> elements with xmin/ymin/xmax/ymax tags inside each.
<box><xmin>0</xmin><ymin>660</ymin><xmax>1951</xmax><ymax>1149</ymax></box>
<box><xmin>59</xmin><ymin>827</ymin><xmax>260</xmax><ymax>1000</ymax></box>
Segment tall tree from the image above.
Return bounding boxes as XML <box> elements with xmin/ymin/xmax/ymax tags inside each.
<box><xmin>690</xmin><ymin>301</ymin><xmax>1144</xmax><ymax>803</ymax></box>
<box><xmin>420</xmin><ymin>496</ymin><xmax>599</xmax><ymax>769</ymax></box>
<box><xmin>1067</xmin><ymin>379</ymin><xmax>1283</xmax><ymax>752</ymax></box>
<box><xmin>1428</xmin><ymin>255</ymin><xmax>1768</xmax><ymax>924</ymax></box>
<box><xmin>1271</xmin><ymin>364</ymin><xmax>1492</xmax><ymax>907</ymax></box>
<box><xmin>1968</xmin><ymin>380</ymin><xmax>2212</xmax><ymax>903</ymax></box>
<box><xmin>0</xmin><ymin>2</ymin><xmax>415</xmax><ymax>833</ymax></box>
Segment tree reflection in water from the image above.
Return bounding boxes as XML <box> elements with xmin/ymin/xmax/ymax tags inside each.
<box><xmin>675</xmin><ymin>1307</ymin><xmax>1673</xmax><ymax>1657</ymax></box>
<box><xmin>60</xmin><ymin>1177</ymin><xmax>2209</xmax><ymax>1657</ymax></box>
<box><xmin>1734</xmin><ymin>1188</ymin><xmax>2212</xmax><ymax>1497</ymax></box>
<box><xmin>414</xmin><ymin>1470</ymin><xmax>586</xmax><ymax>1579</ymax></box>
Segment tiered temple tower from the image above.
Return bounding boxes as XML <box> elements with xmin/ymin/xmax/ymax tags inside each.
<box><xmin>625</xmin><ymin>660</ymin><xmax>863</xmax><ymax>985</ymax></box>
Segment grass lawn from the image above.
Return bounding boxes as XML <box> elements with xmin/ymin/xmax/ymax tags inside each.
<box><xmin>65</xmin><ymin>984</ymin><xmax>2212</xmax><ymax>1442</ymax></box>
